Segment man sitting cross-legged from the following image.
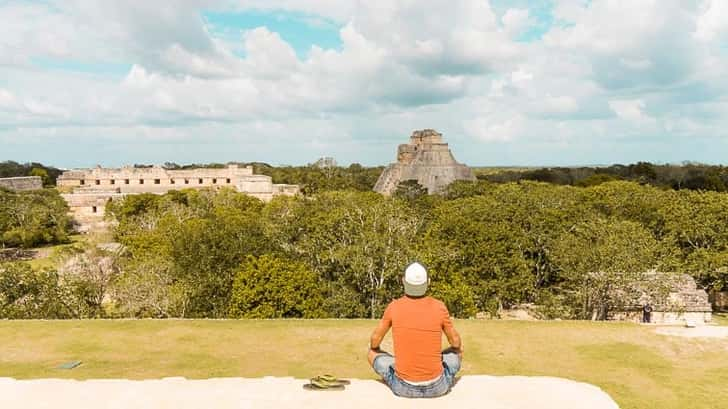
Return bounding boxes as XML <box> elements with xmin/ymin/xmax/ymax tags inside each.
<box><xmin>368</xmin><ymin>262</ymin><xmax>463</xmax><ymax>398</ymax></box>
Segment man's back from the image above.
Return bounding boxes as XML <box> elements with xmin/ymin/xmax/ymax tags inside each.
<box><xmin>368</xmin><ymin>262</ymin><xmax>462</xmax><ymax>398</ymax></box>
<box><xmin>382</xmin><ymin>296</ymin><xmax>452</xmax><ymax>382</ymax></box>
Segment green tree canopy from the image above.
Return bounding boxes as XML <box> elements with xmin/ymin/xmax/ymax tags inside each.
<box><xmin>229</xmin><ymin>255</ymin><xmax>326</xmax><ymax>318</ymax></box>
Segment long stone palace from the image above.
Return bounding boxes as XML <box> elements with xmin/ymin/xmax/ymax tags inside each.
<box><xmin>57</xmin><ymin>164</ymin><xmax>298</xmax><ymax>231</ymax></box>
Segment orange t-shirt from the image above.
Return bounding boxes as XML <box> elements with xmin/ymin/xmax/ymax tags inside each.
<box><xmin>380</xmin><ymin>296</ymin><xmax>453</xmax><ymax>382</ymax></box>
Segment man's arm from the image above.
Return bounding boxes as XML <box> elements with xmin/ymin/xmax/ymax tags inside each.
<box><xmin>442</xmin><ymin>306</ymin><xmax>463</xmax><ymax>357</ymax></box>
<box><xmin>367</xmin><ymin>318</ymin><xmax>391</xmax><ymax>366</ymax></box>
<box><xmin>443</xmin><ymin>324</ymin><xmax>463</xmax><ymax>356</ymax></box>
<box><xmin>369</xmin><ymin>318</ymin><xmax>391</xmax><ymax>351</ymax></box>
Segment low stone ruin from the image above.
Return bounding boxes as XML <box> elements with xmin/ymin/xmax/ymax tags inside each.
<box><xmin>610</xmin><ymin>274</ymin><xmax>712</xmax><ymax>325</ymax></box>
<box><xmin>0</xmin><ymin>176</ymin><xmax>42</xmax><ymax>191</ymax></box>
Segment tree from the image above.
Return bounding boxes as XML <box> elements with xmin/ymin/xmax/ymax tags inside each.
<box><xmin>111</xmin><ymin>257</ymin><xmax>186</xmax><ymax>318</ymax></box>
<box><xmin>109</xmin><ymin>188</ymin><xmax>270</xmax><ymax>318</ymax></box>
<box><xmin>487</xmin><ymin>182</ymin><xmax>584</xmax><ymax>292</ymax></box>
<box><xmin>264</xmin><ymin>192</ymin><xmax>422</xmax><ymax>317</ymax></box>
<box><xmin>575</xmin><ymin>173</ymin><xmax>620</xmax><ymax>187</ymax></box>
<box><xmin>628</xmin><ymin>162</ymin><xmax>657</xmax><ymax>183</ymax></box>
<box><xmin>0</xmin><ymin>263</ymin><xmax>70</xmax><ymax>318</ymax></box>
<box><xmin>106</xmin><ymin>193</ymin><xmax>161</xmax><ymax>221</ymax></box>
<box><xmin>333</xmin><ymin>195</ymin><xmax>422</xmax><ymax>317</ymax></box>
<box><xmin>660</xmin><ymin>189</ymin><xmax>728</xmax><ymax>291</ymax></box>
<box><xmin>29</xmin><ymin>167</ymin><xmax>50</xmax><ymax>186</ymax></box>
<box><xmin>443</xmin><ymin>180</ymin><xmax>492</xmax><ymax>199</ymax></box>
<box><xmin>0</xmin><ymin>161</ymin><xmax>62</xmax><ymax>185</ymax></box>
<box><xmin>424</xmin><ymin>195</ymin><xmax>533</xmax><ymax>314</ymax></box>
<box><xmin>551</xmin><ymin>218</ymin><xmax>665</xmax><ymax>320</ymax></box>
<box><xmin>393</xmin><ymin>180</ymin><xmax>427</xmax><ymax>201</ymax></box>
<box><xmin>169</xmin><ymin>203</ymin><xmax>269</xmax><ymax>317</ymax></box>
<box><xmin>580</xmin><ymin>181</ymin><xmax>669</xmax><ymax>237</ymax></box>
<box><xmin>0</xmin><ymin>189</ymin><xmax>71</xmax><ymax>248</ymax></box>
<box><xmin>229</xmin><ymin>255</ymin><xmax>326</xmax><ymax>318</ymax></box>
<box><xmin>58</xmin><ymin>249</ymin><xmax>120</xmax><ymax>318</ymax></box>
<box><xmin>428</xmin><ymin>271</ymin><xmax>478</xmax><ymax>318</ymax></box>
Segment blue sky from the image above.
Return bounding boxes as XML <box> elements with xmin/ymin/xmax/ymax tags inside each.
<box><xmin>204</xmin><ymin>10</ymin><xmax>343</xmax><ymax>58</ymax></box>
<box><xmin>1</xmin><ymin>0</ymin><xmax>728</xmax><ymax>168</ymax></box>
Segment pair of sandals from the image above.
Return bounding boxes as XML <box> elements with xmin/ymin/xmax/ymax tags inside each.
<box><xmin>303</xmin><ymin>374</ymin><xmax>351</xmax><ymax>391</ymax></box>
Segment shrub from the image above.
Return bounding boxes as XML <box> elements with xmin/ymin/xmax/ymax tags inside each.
<box><xmin>229</xmin><ymin>255</ymin><xmax>326</xmax><ymax>318</ymax></box>
<box><xmin>0</xmin><ymin>263</ymin><xmax>71</xmax><ymax>319</ymax></box>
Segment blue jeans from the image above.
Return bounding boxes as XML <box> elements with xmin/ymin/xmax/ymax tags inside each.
<box><xmin>372</xmin><ymin>351</ymin><xmax>461</xmax><ymax>398</ymax></box>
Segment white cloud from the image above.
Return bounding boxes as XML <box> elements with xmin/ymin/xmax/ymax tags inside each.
<box><xmin>22</xmin><ymin>99</ymin><xmax>69</xmax><ymax>118</ymax></box>
<box><xmin>1</xmin><ymin>0</ymin><xmax>728</xmax><ymax>167</ymax></box>
<box><xmin>160</xmin><ymin>43</ymin><xmax>241</xmax><ymax>78</ymax></box>
<box><xmin>242</xmin><ymin>27</ymin><xmax>299</xmax><ymax>78</ymax></box>
<box><xmin>502</xmin><ymin>8</ymin><xmax>531</xmax><ymax>38</ymax></box>
<box><xmin>694</xmin><ymin>0</ymin><xmax>728</xmax><ymax>42</ymax></box>
<box><xmin>228</xmin><ymin>0</ymin><xmax>357</xmax><ymax>22</ymax></box>
<box><xmin>542</xmin><ymin>95</ymin><xmax>579</xmax><ymax>114</ymax></box>
<box><xmin>511</xmin><ymin>67</ymin><xmax>534</xmax><ymax>86</ymax></box>
<box><xmin>608</xmin><ymin>99</ymin><xmax>653</xmax><ymax>124</ymax></box>
<box><xmin>464</xmin><ymin>114</ymin><xmax>525</xmax><ymax>142</ymax></box>
<box><xmin>0</xmin><ymin>89</ymin><xmax>20</xmax><ymax>111</ymax></box>
<box><xmin>552</xmin><ymin>0</ymin><xmax>588</xmax><ymax>22</ymax></box>
<box><xmin>544</xmin><ymin>0</ymin><xmax>699</xmax><ymax>90</ymax></box>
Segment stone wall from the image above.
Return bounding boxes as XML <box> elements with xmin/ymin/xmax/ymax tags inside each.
<box><xmin>0</xmin><ymin>176</ymin><xmax>43</xmax><ymax>191</ymax></box>
<box><xmin>61</xmin><ymin>191</ymin><xmax>125</xmax><ymax>233</ymax></box>
<box><xmin>273</xmin><ymin>184</ymin><xmax>301</xmax><ymax>196</ymax></box>
<box><xmin>57</xmin><ymin>164</ymin><xmax>256</xmax><ymax>194</ymax></box>
<box><xmin>610</xmin><ymin>310</ymin><xmax>712</xmax><ymax>325</ymax></box>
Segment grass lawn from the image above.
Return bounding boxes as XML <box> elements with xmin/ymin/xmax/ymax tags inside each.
<box><xmin>1</xmin><ymin>319</ymin><xmax>727</xmax><ymax>409</ymax></box>
<box><xmin>712</xmin><ymin>312</ymin><xmax>728</xmax><ymax>326</ymax></box>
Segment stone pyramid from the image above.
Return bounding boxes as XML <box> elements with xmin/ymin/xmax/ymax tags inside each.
<box><xmin>374</xmin><ymin>129</ymin><xmax>475</xmax><ymax>195</ymax></box>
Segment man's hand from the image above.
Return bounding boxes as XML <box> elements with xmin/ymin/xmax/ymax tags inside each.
<box><xmin>443</xmin><ymin>344</ymin><xmax>463</xmax><ymax>359</ymax></box>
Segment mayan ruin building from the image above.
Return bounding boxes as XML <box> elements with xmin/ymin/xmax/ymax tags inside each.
<box><xmin>374</xmin><ymin>129</ymin><xmax>475</xmax><ymax>195</ymax></box>
<box><xmin>611</xmin><ymin>274</ymin><xmax>713</xmax><ymax>325</ymax></box>
<box><xmin>57</xmin><ymin>164</ymin><xmax>299</xmax><ymax>231</ymax></box>
<box><xmin>0</xmin><ymin>176</ymin><xmax>43</xmax><ymax>191</ymax></box>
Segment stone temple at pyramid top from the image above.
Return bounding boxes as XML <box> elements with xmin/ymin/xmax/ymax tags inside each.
<box><xmin>374</xmin><ymin>129</ymin><xmax>476</xmax><ymax>195</ymax></box>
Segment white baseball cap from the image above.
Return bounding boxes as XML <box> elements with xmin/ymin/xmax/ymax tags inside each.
<box><xmin>404</xmin><ymin>262</ymin><xmax>428</xmax><ymax>296</ymax></box>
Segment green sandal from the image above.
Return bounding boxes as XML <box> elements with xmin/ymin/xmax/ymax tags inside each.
<box><xmin>303</xmin><ymin>377</ymin><xmax>345</xmax><ymax>391</ymax></box>
<box><xmin>317</xmin><ymin>374</ymin><xmax>351</xmax><ymax>385</ymax></box>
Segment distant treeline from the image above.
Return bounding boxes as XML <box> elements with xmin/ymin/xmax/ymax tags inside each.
<box><xmin>482</xmin><ymin>162</ymin><xmax>728</xmax><ymax>192</ymax></box>
<box><xmin>0</xmin><ymin>161</ymin><xmax>63</xmax><ymax>186</ymax></box>
<box><xmin>161</xmin><ymin>160</ymin><xmax>728</xmax><ymax>193</ymax></box>
<box><xmin>6</xmin><ymin>159</ymin><xmax>727</xmax><ymax>193</ymax></box>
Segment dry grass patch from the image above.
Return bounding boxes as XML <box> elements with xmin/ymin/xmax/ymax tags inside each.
<box><xmin>0</xmin><ymin>319</ymin><xmax>727</xmax><ymax>409</ymax></box>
